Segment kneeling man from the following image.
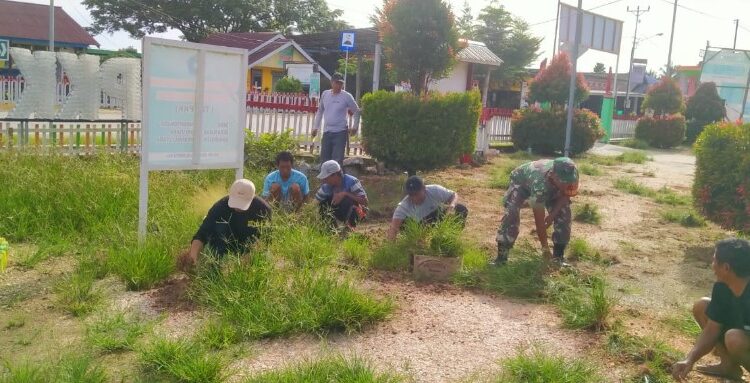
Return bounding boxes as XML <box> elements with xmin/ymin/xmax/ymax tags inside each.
<box><xmin>387</xmin><ymin>176</ymin><xmax>468</xmax><ymax>240</ymax></box>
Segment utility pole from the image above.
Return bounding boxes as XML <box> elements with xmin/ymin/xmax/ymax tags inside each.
<box><xmin>49</xmin><ymin>0</ymin><xmax>54</xmax><ymax>51</ymax></box>
<box><xmin>624</xmin><ymin>5</ymin><xmax>650</xmax><ymax>114</ymax></box>
<box><xmin>552</xmin><ymin>0</ymin><xmax>562</xmax><ymax>57</ymax></box>
<box><xmin>564</xmin><ymin>0</ymin><xmax>583</xmax><ymax>157</ymax></box>
<box><xmin>734</xmin><ymin>19</ymin><xmax>739</xmax><ymax>49</ymax></box>
<box><xmin>666</xmin><ymin>0</ymin><xmax>677</xmax><ymax>75</ymax></box>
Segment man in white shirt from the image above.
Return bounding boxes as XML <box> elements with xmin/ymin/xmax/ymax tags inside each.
<box><xmin>386</xmin><ymin>176</ymin><xmax>468</xmax><ymax>240</ymax></box>
<box><xmin>312</xmin><ymin>72</ymin><xmax>361</xmax><ymax>166</ymax></box>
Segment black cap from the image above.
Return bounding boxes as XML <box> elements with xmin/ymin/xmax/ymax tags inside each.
<box><xmin>331</xmin><ymin>72</ymin><xmax>345</xmax><ymax>82</ymax></box>
<box><xmin>405</xmin><ymin>176</ymin><xmax>424</xmax><ymax>194</ymax></box>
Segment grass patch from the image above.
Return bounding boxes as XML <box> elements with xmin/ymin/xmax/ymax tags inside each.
<box><xmin>55</xmin><ymin>260</ymin><xmax>103</xmax><ymax>317</ymax></box>
<box><xmin>108</xmin><ymin>239</ymin><xmax>176</xmax><ymax>291</ymax></box>
<box><xmin>654</xmin><ymin>188</ymin><xmax>691</xmax><ymax>206</ymax></box>
<box><xmin>481</xmin><ymin>244</ymin><xmax>547</xmax><ymax>299</ymax></box>
<box><xmin>607</xmin><ymin>329</ymin><xmax>682</xmax><ymax>382</ymax></box>
<box><xmin>578</xmin><ymin>163</ymin><xmax>603</xmax><ymax>176</ymax></box>
<box><xmin>567</xmin><ymin>238</ymin><xmax>611</xmax><ymax>265</ymax></box>
<box><xmin>0</xmin><ymin>354</ymin><xmax>107</xmax><ymax>383</ymax></box>
<box><xmin>86</xmin><ymin>311</ymin><xmax>150</xmax><ymax>353</ymax></box>
<box><xmin>614</xmin><ymin>178</ymin><xmax>693</xmax><ymax>208</ymax></box>
<box><xmin>613</xmin><ymin>177</ymin><xmax>653</xmax><ymax>196</ymax></box>
<box><xmin>573</xmin><ymin>203</ymin><xmax>602</xmax><ymax>225</ymax></box>
<box><xmin>488</xmin><ymin>162</ymin><xmax>521</xmax><ymax>189</ymax></box>
<box><xmin>618</xmin><ymin>151</ymin><xmax>649</xmax><ymax>164</ymax></box>
<box><xmin>661</xmin><ymin>208</ymin><xmax>707</xmax><ymax>227</ymax></box>
<box><xmin>191</xmin><ymin>251</ymin><xmax>392</xmax><ymax>343</ymax></box>
<box><xmin>585</xmin><ymin>151</ymin><xmax>650</xmax><ymax>166</ymax></box>
<box><xmin>661</xmin><ymin>311</ymin><xmax>701</xmax><ymax>338</ymax></box>
<box><xmin>617</xmin><ymin>138</ymin><xmax>650</xmax><ymax>150</ymax></box>
<box><xmin>340</xmin><ymin>234</ymin><xmax>373</xmax><ymax>268</ymax></box>
<box><xmin>498</xmin><ymin>347</ymin><xmax>604</xmax><ymax>382</ymax></box>
<box><xmin>242</xmin><ymin>356</ymin><xmax>406</xmax><ymax>383</ymax></box>
<box><xmin>547</xmin><ymin>272</ymin><xmax>615</xmax><ymax>331</ymax></box>
<box><xmin>139</xmin><ymin>338</ymin><xmax>227</xmax><ymax>383</ymax></box>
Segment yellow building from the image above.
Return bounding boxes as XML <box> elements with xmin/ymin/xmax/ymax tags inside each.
<box><xmin>203</xmin><ymin>32</ymin><xmax>329</xmax><ymax>92</ymax></box>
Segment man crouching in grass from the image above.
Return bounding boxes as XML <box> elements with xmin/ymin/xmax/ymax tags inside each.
<box><xmin>673</xmin><ymin>238</ymin><xmax>750</xmax><ymax>381</ymax></box>
<box><xmin>181</xmin><ymin>179</ymin><xmax>271</xmax><ymax>270</ymax></box>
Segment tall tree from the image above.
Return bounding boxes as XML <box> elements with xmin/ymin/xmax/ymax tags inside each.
<box><xmin>473</xmin><ymin>3</ymin><xmax>542</xmax><ymax>85</ymax></box>
<box><xmin>593</xmin><ymin>63</ymin><xmax>606</xmax><ymax>73</ymax></box>
<box><xmin>82</xmin><ymin>0</ymin><xmax>350</xmax><ymax>42</ymax></box>
<box><xmin>456</xmin><ymin>1</ymin><xmax>475</xmax><ymax>38</ymax></box>
<box><xmin>376</xmin><ymin>0</ymin><xmax>459</xmax><ymax>95</ymax></box>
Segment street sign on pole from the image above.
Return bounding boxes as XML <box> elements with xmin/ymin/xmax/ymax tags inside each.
<box><xmin>340</xmin><ymin>32</ymin><xmax>355</xmax><ymax>52</ymax></box>
<box><xmin>0</xmin><ymin>40</ymin><xmax>9</xmax><ymax>62</ymax></box>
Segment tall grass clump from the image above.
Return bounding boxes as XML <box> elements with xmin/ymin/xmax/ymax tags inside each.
<box><xmin>242</xmin><ymin>356</ymin><xmax>406</xmax><ymax>383</ymax></box>
<box><xmin>483</xmin><ymin>244</ymin><xmax>547</xmax><ymax>299</ymax></box>
<box><xmin>266</xmin><ymin>216</ymin><xmax>337</xmax><ymax>269</ymax></box>
<box><xmin>55</xmin><ymin>258</ymin><xmax>105</xmax><ymax>317</ymax></box>
<box><xmin>661</xmin><ymin>208</ymin><xmax>706</xmax><ymax>227</ymax></box>
<box><xmin>86</xmin><ymin>311</ymin><xmax>149</xmax><ymax>353</ymax></box>
<box><xmin>340</xmin><ymin>234</ymin><xmax>373</xmax><ymax>268</ymax></box>
<box><xmin>607</xmin><ymin>329</ymin><xmax>682</xmax><ymax>382</ymax></box>
<box><xmin>578</xmin><ymin>163</ymin><xmax>602</xmax><ymax>176</ymax></box>
<box><xmin>618</xmin><ymin>151</ymin><xmax>649</xmax><ymax>164</ymax></box>
<box><xmin>488</xmin><ymin>160</ymin><xmax>523</xmax><ymax>189</ymax></box>
<box><xmin>498</xmin><ymin>348</ymin><xmax>604</xmax><ymax>383</ymax></box>
<box><xmin>567</xmin><ymin>238</ymin><xmax>608</xmax><ymax>265</ymax></box>
<box><xmin>613</xmin><ymin>177</ymin><xmax>652</xmax><ymax>196</ymax></box>
<box><xmin>573</xmin><ymin>203</ymin><xmax>602</xmax><ymax>225</ymax></box>
<box><xmin>0</xmin><ymin>354</ymin><xmax>107</xmax><ymax>383</ymax></box>
<box><xmin>618</xmin><ymin>138</ymin><xmax>649</xmax><ymax>150</ymax></box>
<box><xmin>191</xmin><ymin>253</ymin><xmax>392</xmax><ymax>343</ymax></box>
<box><xmin>139</xmin><ymin>338</ymin><xmax>227</xmax><ymax>383</ymax></box>
<box><xmin>547</xmin><ymin>272</ymin><xmax>614</xmax><ymax>331</ymax></box>
<box><xmin>108</xmin><ymin>239</ymin><xmax>176</xmax><ymax>291</ymax></box>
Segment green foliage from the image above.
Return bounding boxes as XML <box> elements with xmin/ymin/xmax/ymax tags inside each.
<box><xmin>613</xmin><ymin>177</ymin><xmax>652</xmax><ymax>196</ymax></box>
<box><xmin>685</xmin><ymin>82</ymin><xmax>725</xmax><ymax>143</ymax></box>
<box><xmin>528</xmin><ymin>53</ymin><xmax>589</xmax><ymax>106</ymax></box>
<box><xmin>511</xmin><ymin>107</ymin><xmax>603</xmax><ymax>155</ymax></box>
<box><xmin>593</xmin><ymin>63</ymin><xmax>606</xmax><ymax>73</ymax></box>
<box><xmin>108</xmin><ymin>240</ymin><xmax>176</xmax><ymax>291</ymax></box>
<box><xmin>693</xmin><ymin>122</ymin><xmax>750</xmax><ymax>233</ymax></box>
<box><xmin>547</xmin><ymin>273</ymin><xmax>614</xmax><ymax>331</ymax></box>
<box><xmin>661</xmin><ymin>208</ymin><xmax>707</xmax><ymax>227</ymax></box>
<box><xmin>482</xmin><ymin>246</ymin><xmax>547</xmax><ymax>299</ymax></box>
<box><xmin>583</xmin><ymin>151</ymin><xmax>649</xmax><ymax>166</ymax></box>
<box><xmin>617</xmin><ymin>138</ymin><xmax>649</xmax><ymax>150</ymax></box>
<box><xmin>455</xmin><ymin>1</ymin><xmax>474</xmax><ymax>38</ymax></box>
<box><xmin>274</xmin><ymin>76</ymin><xmax>303</xmax><ymax>93</ymax></box>
<box><xmin>635</xmin><ymin>115</ymin><xmax>686</xmax><ymax>148</ymax></box>
<box><xmin>86</xmin><ymin>311</ymin><xmax>149</xmax><ymax>352</ymax></box>
<box><xmin>473</xmin><ymin>4</ymin><xmax>542</xmax><ymax>85</ymax></box>
<box><xmin>618</xmin><ymin>151</ymin><xmax>649</xmax><ymax>164</ymax></box>
<box><xmin>498</xmin><ymin>348</ymin><xmax>604</xmax><ymax>383</ymax></box>
<box><xmin>372</xmin><ymin>218</ymin><xmax>466</xmax><ymax>273</ymax></box>
<box><xmin>242</xmin><ymin>356</ymin><xmax>406</xmax><ymax>383</ymax></box>
<box><xmin>139</xmin><ymin>338</ymin><xmax>227</xmax><ymax>383</ymax></box>
<box><xmin>573</xmin><ymin>203</ymin><xmax>602</xmax><ymax>225</ymax></box>
<box><xmin>567</xmin><ymin>238</ymin><xmax>608</xmax><ymax>265</ymax></box>
<box><xmin>653</xmin><ymin>188</ymin><xmax>691</xmax><ymax>206</ymax></box>
<box><xmin>377</xmin><ymin>0</ymin><xmax>459</xmax><ymax>94</ymax></box>
<box><xmin>642</xmin><ymin>77</ymin><xmax>685</xmax><ymax>116</ymax></box>
<box><xmin>55</xmin><ymin>260</ymin><xmax>103</xmax><ymax>317</ymax></box>
<box><xmin>488</xmin><ymin>160</ymin><xmax>523</xmax><ymax>189</ymax></box>
<box><xmin>0</xmin><ymin>354</ymin><xmax>107</xmax><ymax>383</ymax></box>
<box><xmin>361</xmin><ymin>90</ymin><xmax>481</xmax><ymax>173</ymax></box>
<box><xmin>607</xmin><ymin>329</ymin><xmax>681</xmax><ymax>383</ymax></box>
<box><xmin>244</xmin><ymin>130</ymin><xmax>297</xmax><ymax>172</ymax></box>
<box><xmin>83</xmin><ymin>0</ymin><xmax>349</xmax><ymax>42</ymax></box>
<box><xmin>340</xmin><ymin>234</ymin><xmax>373</xmax><ymax>268</ymax></box>
<box><xmin>578</xmin><ymin>163</ymin><xmax>602</xmax><ymax>176</ymax></box>
<box><xmin>661</xmin><ymin>312</ymin><xmax>702</xmax><ymax>337</ymax></box>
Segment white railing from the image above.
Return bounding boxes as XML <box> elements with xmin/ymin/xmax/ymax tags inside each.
<box><xmin>611</xmin><ymin>118</ymin><xmax>638</xmax><ymax>140</ymax></box>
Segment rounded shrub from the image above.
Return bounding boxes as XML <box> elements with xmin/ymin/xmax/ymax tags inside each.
<box><xmin>361</xmin><ymin>90</ymin><xmax>481</xmax><ymax>173</ymax></box>
<box><xmin>511</xmin><ymin>107</ymin><xmax>603</xmax><ymax>155</ymax></box>
<box><xmin>685</xmin><ymin>82</ymin><xmax>726</xmax><ymax>143</ymax></box>
<box><xmin>635</xmin><ymin>115</ymin><xmax>686</xmax><ymax>148</ymax></box>
<box><xmin>693</xmin><ymin>122</ymin><xmax>750</xmax><ymax>233</ymax></box>
<box><xmin>642</xmin><ymin>78</ymin><xmax>684</xmax><ymax>116</ymax></box>
<box><xmin>528</xmin><ymin>52</ymin><xmax>589</xmax><ymax>106</ymax></box>
<box><xmin>274</xmin><ymin>76</ymin><xmax>303</xmax><ymax>93</ymax></box>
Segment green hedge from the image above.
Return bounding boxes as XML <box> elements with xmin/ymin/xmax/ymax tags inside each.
<box><xmin>693</xmin><ymin>122</ymin><xmax>750</xmax><ymax>233</ymax></box>
<box><xmin>635</xmin><ymin>115</ymin><xmax>686</xmax><ymax>149</ymax></box>
<box><xmin>361</xmin><ymin>90</ymin><xmax>481</xmax><ymax>173</ymax></box>
<box><xmin>511</xmin><ymin>107</ymin><xmax>603</xmax><ymax>156</ymax></box>
<box><xmin>274</xmin><ymin>76</ymin><xmax>303</xmax><ymax>93</ymax></box>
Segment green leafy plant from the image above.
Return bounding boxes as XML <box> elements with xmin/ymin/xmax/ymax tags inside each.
<box><xmin>694</xmin><ymin>122</ymin><xmax>750</xmax><ymax>233</ymax></box>
<box><xmin>244</xmin><ymin>130</ymin><xmax>298</xmax><ymax>172</ymax></box>
<box><xmin>573</xmin><ymin>203</ymin><xmax>602</xmax><ymax>225</ymax></box>
<box><xmin>361</xmin><ymin>90</ymin><xmax>481</xmax><ymax>174</ymax></box>
<box><xmin>685</xmin><ymin>82</ymin><xmax>725</xmax><ymax>143</ymax></box>
<box><xmin>642</xmin><ymin>77</ymin><xmax>685</xmax><ymax>116</ymax></box>
<box><xmin>635</xmin><ymin>115</ymin><xmax>686</xmax><ymax>149</ymax></box>
<box><xmin>528</xmin><ymin>52</ymin><xmax>590</xmax><ymax>106</ymax></box>
<box><xmin>511</xmin><ymin>107</ymin><xmax>603</xmax><ymax>156</ymax></box>
<box><xmin>242</xmin><ymin>356</ymin><xmax>406</xmax><ymax>383</ymax></box>
<box><xmin>274</xmin><ymin>76</ymin><xmax>303</xmax><ymax>93</ymax></box>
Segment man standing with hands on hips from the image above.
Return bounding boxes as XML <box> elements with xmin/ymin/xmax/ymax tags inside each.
<box><xmin>312</xmin><ymin>72</ymin><xmax>361</xmax><ymax>166</ymax></box>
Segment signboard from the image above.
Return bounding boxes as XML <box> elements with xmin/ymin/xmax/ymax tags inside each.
<box><xmin>340</xmin><ymin>32</ymin><xmax>355</xmax><ymax>52</ymax></box>
<box><xmin>559</xmin><ymin>3</ymin><xmax>623</xmax><ymax>55</ymax></box>
<box><xmin>0</xmin><ymin>39</ymin><xmax>8</xmax><ymax>61</ymax></box>
<box><xmin>309</xmin><ymin>72</ymin><xmax>320</xmax><ymax>99</ymax></box>
<box><xmin>139</xmin><ymin>37</ymin><xmax>248</xmax><ymax>239</ymax></box>
<box><xmin>700</xmin><ymin>49</ymin><xmax>750</xmax><ymax>121</ymax></box>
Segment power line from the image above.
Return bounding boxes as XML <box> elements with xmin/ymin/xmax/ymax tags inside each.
<box><xmin>658</xmin><ymin>0</ymin><xmax>730</xmax><ymax>21</ymax></box>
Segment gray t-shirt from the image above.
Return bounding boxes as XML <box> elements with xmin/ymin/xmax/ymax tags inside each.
<box><xmin>313</xmin><ymin>89</ymin><xmax>361</xmax><ymax>133</ymax></box>
<box><xmin>393</xmin><ymin>185</ymin><xmax>455</xmax><ymax>221</ymax></box>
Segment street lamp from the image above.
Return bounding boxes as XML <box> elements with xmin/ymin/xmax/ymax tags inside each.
<box><xmin>624</xmin><ymin>32</ymin><xmax>664</xmax><ymax>113</ymax></box>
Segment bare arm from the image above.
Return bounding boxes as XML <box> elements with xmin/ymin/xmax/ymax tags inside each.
<box><xmin>387</xmin><ymin>218</ymin><xmax>404</xmax><ymax>240</ymax></box>
<box><xmin>673</xmin><ymin>319</ymin><xmax>723</xmax><ymax>380</ymax></box>
<box><xmin>312</xmin><ymin>93</ymin><xmax>325</xmax><ymax>135</ymax></box>
<box><xmin>348</xmin><ymin>94</ymin><xmax>361</xmax><ymax>133</ymax></box>
<box><xmin>447</xmin><ymin>193</ymin><xmax>458</xmax><ymax>209</ymax></box>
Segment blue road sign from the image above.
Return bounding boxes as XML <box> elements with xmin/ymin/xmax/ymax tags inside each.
<box><xmin>340</xmin><ymin>32</ymin><xmax>355</xmax><ymax>52</ymax></box>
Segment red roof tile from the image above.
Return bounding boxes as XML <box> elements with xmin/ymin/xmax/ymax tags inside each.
<box><xmin>0</xmin><ymin>0</ymin><xmax>98</xmax><ymax>47</ymax></box>
<box><xmin>201</xmin><ymin>32</ymin><xmax>281</xmax><ymax>52</ymax></box>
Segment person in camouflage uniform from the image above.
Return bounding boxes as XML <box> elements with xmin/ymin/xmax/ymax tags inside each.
<box><xmin>494</xmin><ymin>157</ymin><xmax>579</xmax><ymax>266</ymax></box>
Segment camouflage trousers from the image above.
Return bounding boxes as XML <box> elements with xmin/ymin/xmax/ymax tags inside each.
<box><xmin>496</xmin><ymin>184</ymin><xmax>571</xmax><ymax>247</ymax></box>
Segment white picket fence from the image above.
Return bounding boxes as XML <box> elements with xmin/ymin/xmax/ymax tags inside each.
<box><xmin>611</xmin><ymin>118</ymin><xmax>638</xmax><ymax>140</ymax></box>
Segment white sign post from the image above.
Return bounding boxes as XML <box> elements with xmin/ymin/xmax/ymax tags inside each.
<box><xmin>139</xmin><ymin>37</ymin><xmax>248</xmax><ymax>241</ymax></box>
<box><xmin>340</xmin><ymin>32</ymin><xmax>355</xmax><ymax>89</ymax></box>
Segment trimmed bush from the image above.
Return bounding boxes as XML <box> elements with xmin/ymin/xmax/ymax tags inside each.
<box><xmin>244</xmin><ymin>130</ymin><xmax>297</xmax><ymax>172</ymax></box>
<box><xmin>274</xmin><ymin>76</ymin><xmax>303</xmax><ymax>93</ymax></box>
<box><xmin>642</xmin><ymin>77</ymin><xmax>684</xmax><ymax>116</ymax></box>
<box><xmin>528</xmin><ymin>52</ymin><xmax>590</xmax><ymax>106</ymax></box>
<box><xmin>512</xmin><ymin>107</ymin><xmax>603</xmax><ymax>155</ymax></box>
<box><xmin>635</xmin><ymin>115</ymin><xmax>686</xmax><ymax>148</ymax></box>
<box><xmin>685</xmin><ymin>82</ymin><xmax>725</xmax><ymax>143</ymax></box>
<box><xmin>361</xmin><ymin>90</ymin><xmax>481</xmax><ymax>173</ymax></box>
<box><xmin>693</xmin><ymin>122</ymin><xmax>750</xmax><ymax>233</ymax></box>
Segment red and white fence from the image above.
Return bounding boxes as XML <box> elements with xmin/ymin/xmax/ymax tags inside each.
<box><xmin>245</xmin><ymin>92</ymin><xmax>365</xmax><ymax>156</ymax></box>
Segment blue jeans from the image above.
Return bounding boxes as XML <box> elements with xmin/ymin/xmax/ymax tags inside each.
<box><xmin>320</xmin><ymin>130</ymin><xmax>348</xmax><ymax>165</ymax></box>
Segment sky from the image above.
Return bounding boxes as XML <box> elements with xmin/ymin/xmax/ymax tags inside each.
<box><xmin>18</xmin><ymin>0</ymin><xmax>750</xmax><ymax>73</ymax></box>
